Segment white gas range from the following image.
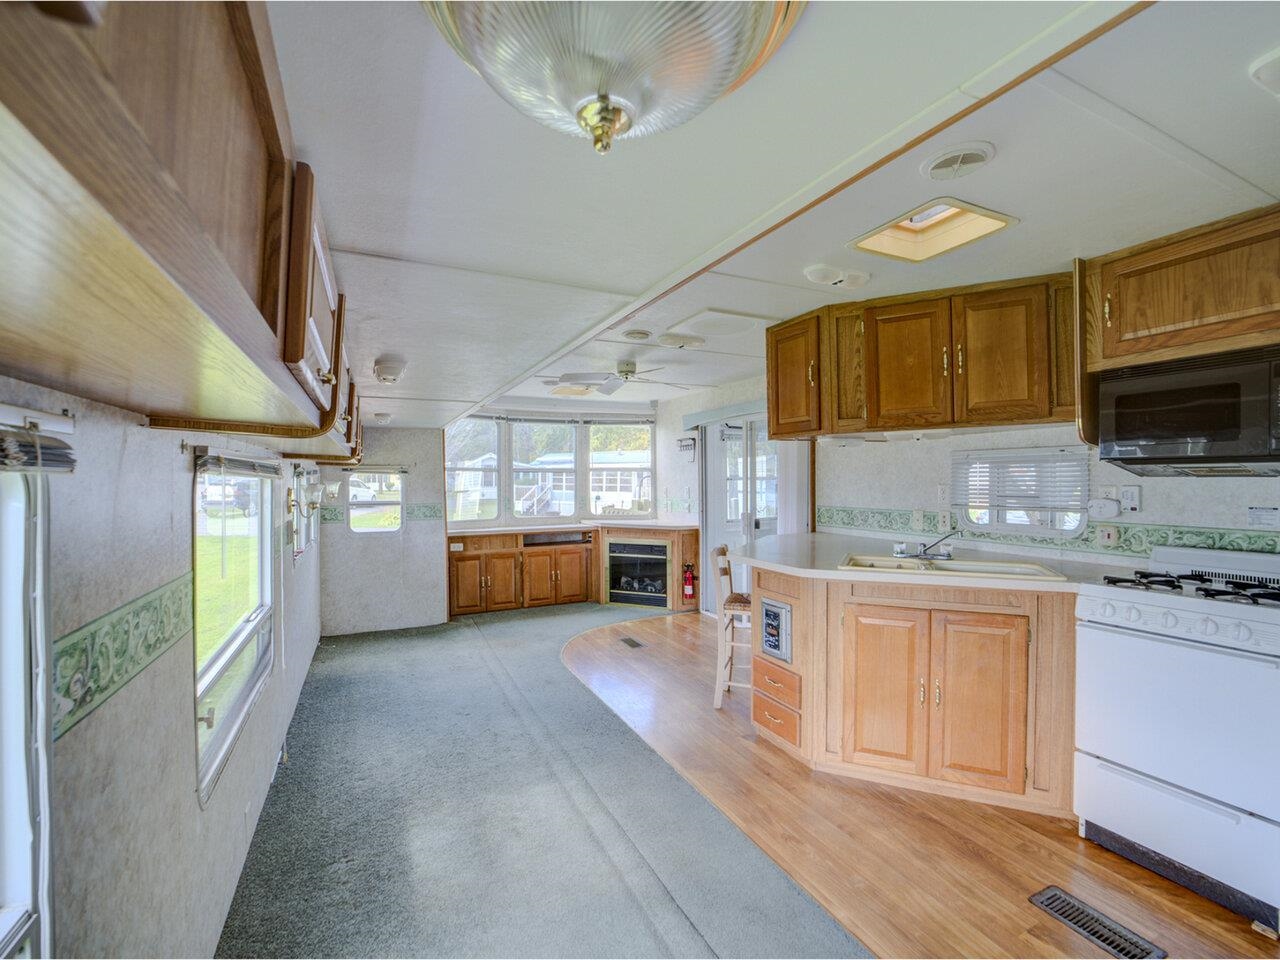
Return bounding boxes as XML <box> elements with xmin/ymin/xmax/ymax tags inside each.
<box><xmin>1074</xmin><ymin>546</ymin><xmax>1280</xmax><ymax>934</ymax></box>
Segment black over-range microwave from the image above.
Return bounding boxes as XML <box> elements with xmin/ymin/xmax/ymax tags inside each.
<box><xmin>1098</xmin><ymin>347</ymin><xmax>1280</xmax><ymax>477</ymax></box>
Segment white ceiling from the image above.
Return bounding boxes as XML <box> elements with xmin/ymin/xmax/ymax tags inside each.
<box><xmin>500</xmin><ymin>1</ymin><xmax>1280</xmax><ymax>409</ymax></box>
<box><xmin>267</xmin><ymin>0</ymin><xmax>1130</xmax><ymax>425</ymax></box>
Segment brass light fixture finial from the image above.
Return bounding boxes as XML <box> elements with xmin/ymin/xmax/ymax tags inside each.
<box><xmin>576</xmin><ymin>96</ymin><xmax>631</xmax><ymax>155</ymax></box>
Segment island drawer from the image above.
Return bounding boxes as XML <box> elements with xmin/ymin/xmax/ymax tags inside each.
<box><xmin>752</xmin><ymin>691</ymin><xmax>800</xmax><ymax>747</ymax></box>
<box><xmin>752</xmin><ymin>656</ymin><xmax>801</xmax><ymax>711</ymax></box>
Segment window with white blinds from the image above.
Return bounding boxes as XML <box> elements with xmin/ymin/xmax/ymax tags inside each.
<box><xmin>951</xmin><ymin>446</ymin><xmax>1089</xmax><ymax>539</ymax></box>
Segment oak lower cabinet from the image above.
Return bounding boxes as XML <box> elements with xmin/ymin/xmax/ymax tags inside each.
<box><xmin>553</xmin><ymin>545</ymin><xmax>590</xmax><ymax>604</ymax></box>
<box><xmin>766</xmin><ymin>310</ymin><xmax>823</xmax><ymax>437</ymax></box>
<box><xmin>449</xmin><ymin>551</ymin><xmax>522</xmax><ymax>615</ymax></box>
<box><xmin>841</xmin><ymin>603</ymin><xmax>1027</xmax><ymax>794</ymax></box>
<box><xmin>523</xmin><ymin>550</ymin><xmax>557</xmax><ymax>607</ymax></box>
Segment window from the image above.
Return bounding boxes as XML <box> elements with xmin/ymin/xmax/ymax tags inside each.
<box><xmin>952</xmin><ymin>446</ymin><xmax>1088</xmax><ymax>539</ymax></box>
<box><xmin>588</xmin><ymin>423</ymin><xmax>653</xmax><ymax>517</ymax></box>
<box><xmin>512</xmin><ymin>422</ymin><xmax>575</xmax><ymax>518</ymax></box>
<box><xmin>445</xmin><ymin>418</ymin><xmax>499</xmax><ymax>522</ymax></box>
<box><xmin>348</xmin><ymin>471</ymin><xmax>403</xmax><ymax>532</ymax></box>
<box><xmin>194</xmin><ymin>457</ymin><xmax>276</xmax><ymax>800</ymax></box>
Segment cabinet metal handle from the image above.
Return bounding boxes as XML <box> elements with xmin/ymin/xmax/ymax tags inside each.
<box><xmin>857</xmin><ymin>318</ymin><xmax>864</xmax><ymax>337</ymax></box>
<box><xmin>1104</xmin><ymin>293</ymin><xmax>1113</xmax><ymax>328</ymax></box>
<box><xmin>956</xmin><ymin>343</ymin><xmax>963</xmax><ymax>374</ymax></box>
<box><xmin>763</xmin><ymin>711</ymin><xmax>784</xmax><ymax>725</ymax></box>
<box><xmin>317</xmin><ymin>369</ymin><xmax>338</xmax><ymax>385</ymax></box>
<box><xmin>942</xmin><ymin>346</ymin><xmax>949</xmax><ymax>377</ymax></box>
<box><xmin>765</xmin><ymin>676</ymin><xmax>784</xmax><ymax>688</ymax></box>
<box><xmin>935</xmin><ymin>679</ymin><xmax>942</xmax><ymax>706</ymax></box>
<box><xmin>807</xmin><ymin>360</ymin><xmax>815</xmax><ymax>386</ymax></box>
<box><xmin>919</xmin><ymin>678</ymin><xmax>925</xmax><ymax>705</ymax></box>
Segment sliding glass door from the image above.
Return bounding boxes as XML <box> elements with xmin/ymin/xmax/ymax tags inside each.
<box><xmin>701</xmin><ymin>418</ymin><xmax>778</xmax><ymax>614</ymax></box>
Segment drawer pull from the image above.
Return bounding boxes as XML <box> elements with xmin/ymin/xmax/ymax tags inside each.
<box><xmin>764</xmin><ymin>676</ymin><xmax>784</xmax><ymax>687</ymax></box>
<box><xmin>763</xmin><ymin>711</ymin><xmax>784</xmax><ymax>725</ymax></box>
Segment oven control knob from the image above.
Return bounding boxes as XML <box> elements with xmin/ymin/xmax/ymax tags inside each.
<box><xmin>1198</xmin><ymin>617</ymin><xmax>1219</xmax><ymax>637</ymax></box>
<box><xmin>1099</xmin><ymin>602</ymin><xmax>1117</xmax><ymax>618</ymax></box>
<box><xmin>1160</xmin><ymin>611</ymin><xmax>1179</xmax><ymax>630</ymax></box>
<box><xmin>1230</xmin><ymin>622</ymin><xmax>1252</xmax><ymax>643</ymax></box>
<box><xmin>1124</xmin><ymin>605</ymin><xmax>1142</xmax><ymax>623</ymax></box>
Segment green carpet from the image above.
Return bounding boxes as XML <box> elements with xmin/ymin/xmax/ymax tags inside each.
<box><xmin>216</xmin><ymin>605</ymin><xmax>872</xmax><ymax>958</ymax></box>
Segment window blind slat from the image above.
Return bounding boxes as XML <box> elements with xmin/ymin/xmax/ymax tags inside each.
<box><xmin>194</xmin><ymin>453</ymin><xmax>281</xmax><ymax>478</ymax></box>
<box><xmin>0</xmin><ymin>430</ymin><xmax>75</xmax><ymax>474</ymax></box>
<box><xmin>951</xmin><ymin>446</ymin><xmax>1088</xmax><ymax>539</ymax></box>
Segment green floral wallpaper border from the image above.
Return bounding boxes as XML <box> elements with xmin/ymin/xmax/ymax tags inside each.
<box><xmin>815</xmin><ymin>505</ymin><xmax>1280</xmax><ymax>558</ymax></box>
<box><xmin>52</xmin><ymin>572</ymin><xmax>194</xmax><ymax>740</ymax></box>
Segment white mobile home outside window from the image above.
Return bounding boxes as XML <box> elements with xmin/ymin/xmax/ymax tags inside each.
<box><xmin>588</xmin><ymin>423</ymin><xmax>653</xmax><ymax>517</ymax></box>
<box><xmin>444</xmin><ymin>418</ymin><xmax>499</xmax><ymax>522</ymax></box>
<box><xmin>348</xmin><ymin>471</ymin><xmax>402</xmax><ymax>532</ymax></box>
<box><xmin>194</xmin><ymin>461</ymin><xmax>275</xmax><ymax>801</ymax></box>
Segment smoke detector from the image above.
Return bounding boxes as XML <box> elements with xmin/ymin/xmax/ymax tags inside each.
<box><xmin>373</xmin><ymin>355</ymin><xmax>407</xmax><ymax>384</ymax></box>
<box><xmin>623</xmin><ymin>329</ymin><xmax>652</xmax><ymax>342</ymax></box>
<box><xmin>656</xmin><ymin>333</ymin><xmax>706</xmax><ymax>349</ymax></box>
<box><xmin>921</xmin><ymin>141</ymin><xmax>994</xmax><ymax>181</ymax></box>
<box><xmin>372</xmin><ymin>412</ymin><xmax>392</xmax><ymax>425</ymax></box>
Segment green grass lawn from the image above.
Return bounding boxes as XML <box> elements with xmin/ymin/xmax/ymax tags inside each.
<box><xmin>349</xmin><ymin>503</ymin><xmax>402</xmax><ymax>530</ymax></box>
<box><xmin>195</xmin><ymin>533</ymin><xmax>260</xmax><ymax>670</ymax></box>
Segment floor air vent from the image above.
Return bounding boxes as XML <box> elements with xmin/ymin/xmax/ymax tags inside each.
<box><xmin>617</xmin><ymin>636</ymin><xmax>643</xmax><ymax>648</ymax></box>
<box><xmin>1030</xmin><ymin>886</ymin><xmax>1167</xmax><ymax>959</ymax></box>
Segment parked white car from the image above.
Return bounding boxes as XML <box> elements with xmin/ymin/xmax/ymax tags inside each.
<box><xmin>347</xmin><ymin>477</ymin><xmax>378</xmax><ymax>502</ymax></box>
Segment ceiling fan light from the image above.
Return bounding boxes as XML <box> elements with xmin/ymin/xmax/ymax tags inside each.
<box><xmin>424</xmin><ymin>1</ymin><xmax>806</xmax><ymax>154</ymax></box>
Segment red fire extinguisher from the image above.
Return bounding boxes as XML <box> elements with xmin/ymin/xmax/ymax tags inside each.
<box><xmin>683</xmin><ymin>563</ymin><xmax>696</xmax><ymax>599</ymax></box>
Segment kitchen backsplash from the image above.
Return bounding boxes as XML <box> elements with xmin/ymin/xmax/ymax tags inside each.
<box><xmin>816</xmin><ymin>423</ymin><xmax>1280</xmax><ymax>560</ymax></box>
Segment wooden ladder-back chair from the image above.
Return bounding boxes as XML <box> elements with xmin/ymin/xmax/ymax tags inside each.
<box><xmin>712</xmin><ymin>544</ymin><xmax>752</xmax><ymax>709</ymax></box>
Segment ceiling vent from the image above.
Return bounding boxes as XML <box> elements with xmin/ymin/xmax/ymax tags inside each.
<box><xmin>921</xmin><ymin>141</ymin><xmax>995</xmax><ymax>181</ymax></box>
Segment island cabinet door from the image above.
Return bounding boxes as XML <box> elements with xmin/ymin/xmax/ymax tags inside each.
<box><xmin>841</xmin><ymin>604</ymin><xmax>930</xmax><ymax>775</ymax></box>
<box><xmin>927</xmin><ymin>611</ymin><xmax>1028</xmax><ymax>794</ymax></box>
<box><xmin>484</xmin><ymin>552</ymin><xmax>522</xmax><ymax>611</ymax></box>
<box><xmin>449</xmin><ymin>555</ymin><xmax>486</xmax><ymax>616</ymax></box>
<box><xmin>523</xmin><ymin>549</ymin><xmax>556</xmax><ymax>607</ymax></box>
<box><xmin>554</xmin><ymin>545</ymin><xmax>590</xmax><ymax>604</ymax></box>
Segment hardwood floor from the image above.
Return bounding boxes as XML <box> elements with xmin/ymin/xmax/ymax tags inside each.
<box><xmin>562</xmin><ymin>613</ymin><xmax>1279</xmax><ymax>959</ymax></box>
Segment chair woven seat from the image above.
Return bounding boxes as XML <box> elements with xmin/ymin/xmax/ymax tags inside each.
<box><xmin>723</xmin><ymin>592</ymin><xmax>752</xmax><ymax>612</ymax></box>
<box><xmin>712</xmin><ymin>544</ymin><xmax>752</xmax><ymax>708</ymax></box>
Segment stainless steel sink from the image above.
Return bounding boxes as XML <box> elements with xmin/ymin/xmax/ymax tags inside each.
<box><xmin>836</xmin><ymin>554</ymin><xmax>1066</xmax><ymax>581</ymax></box>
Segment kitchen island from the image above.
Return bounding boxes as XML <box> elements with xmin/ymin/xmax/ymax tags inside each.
<box><xmin>729</xmin><ymin>532</ymin><xmax>1114</xmax><ymax>817</ymax></box>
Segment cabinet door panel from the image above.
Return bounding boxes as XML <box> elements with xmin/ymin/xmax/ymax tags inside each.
<box><xmin>841</xmin><ymin>604</ymin><xmax>930</xmax><ymax>775</ymax></box>
<box><xmin>826</xmin><ymin>304</ymin><xmax>867</xmax><ymax>432</ymax></box>
<box><xmin>485</xmin><ymin>552</ymin><xmax>522</xmax><ymax>611</ymax></box>
<box><xmin>449</xmin><ymin>555</ymin><xmax>485</xmax><ymax>616</ymax></box>
<box><xmin>1101</xmin><ymin>212</ymin><xmax>1280</xmax><ymax>361</ymax></box>
<box><xmin>865</xmin><ymin>299</ymin><xmax>951</xmax><ymax>428</ymax></box>
<box><xmin>952</xmin><ymin>284</ymin><xmax>1049</xmax><ymax>424</ymax></box>
<box><xmin>554</xmin><ymin>545</ymin><xmax>589</xmax><ymax>604</ymax></box>
<box><xmin>767</xmin><ymin>311</ymin><xmax>823</xmax><ymax>437</ymax></box>
<box><xmin>928</xmin><ymin>611</ymin><xmax>1028</xmax><ymax>793</ymax></box>
<box><xmin>523</xmin><ymin>550</ymin><xmax>556</xmax><ymax>607</ymax></box>
<box><xmin>1049</xmin><ymin>281</ymin><xmax>1076</xmax><ymax>420</ymax></box>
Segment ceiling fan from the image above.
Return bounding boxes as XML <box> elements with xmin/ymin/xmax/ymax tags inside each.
<box><xmin>542</xmin><ymin>360</ymin><xmax>700</xmax><ymax>396</ymax></box>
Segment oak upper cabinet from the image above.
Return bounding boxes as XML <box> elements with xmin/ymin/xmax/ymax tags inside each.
<box><xmin>824</xmin><ymin>303</ymin><xmax>869</xmax><ymax>433</ymax></box>
<box><xmin>1098</xmin><ymin>207</ymin><xmax>1280</xmax><ymax>365</ymax></box>
<box><xmin>951</xmin><ymin>284</ymin><xmax>1049</xmax><ymax>424</ymax></box>
<box><xmin>554</xmin><ymin>545</ymin><xmax>591</xmax><ymax>604</ymax></box>
<box><xmin>1048</xmin><ymin>280</ymin><xmax>1077</xmax><ymax>420</ymax></box>
<box><xmin>928</xmin><ymin>611</ymin><xmax>1028</xmax><ymax>794</ymax></box>
<box><xmin>865</xmin><ymin>298</ymin><xmax>952</xmax><ymax>428</ymax></box>
<box><xmin>767</xmin><ymin>310</ymin><xmax>823</xmax><ymax>437</ymax></box>
<box><xmin>841</xmin><ymin>604</ymin><xmax>929</xmax><ymax>775</ymax></box>
<box><xmin>484</xmin><ymin>552</ymin><xmax>523</xmax><ymax>612</ymax></box>
<box><xmin>284</xmin><ymin>162</ymin><xmax>343</xmax><ymax>411</ymax></box>
<box><xmin>523</xmin><ymin>549</ymin><xmax>557</xmax><ymax>607</ymax></box>
<box><xmin>448</xmin><ymin>555</ymin><xmax>486</xmax><ymax>616</ymax></box>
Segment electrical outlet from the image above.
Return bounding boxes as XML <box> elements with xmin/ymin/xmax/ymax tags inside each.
<box><xmin>911</xmin><ymin>508</ymin><xmax>925</xmax><ymax>531</ymax></box>
<box><xmin>1096</xmin><ymin>524</ymin><xmax>1119</xmax><ymax>546</ymax></box>
<box><xmin>1120</xmin><ymin>485</ymin><xmax>1142</xmax><ymax>513</ymax></box>
<box><xmin>1099</xmin><ymin>484</ymin><xmax>1118</xmax><ymax>501</ymax></box>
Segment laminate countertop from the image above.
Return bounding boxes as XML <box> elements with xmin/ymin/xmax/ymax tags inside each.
<box><xmin>446</xmin><ymin>521</ymin><xmax>699</xmax><ymax>536</ymax></box>
<box><xmin>730</xmin><ymin>532</ymin><xmax>1130</xmax><ymax>593</ymax></box>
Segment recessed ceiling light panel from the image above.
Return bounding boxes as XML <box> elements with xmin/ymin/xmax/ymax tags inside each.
<box><xmin>920</xmin><ymin>141</ymin><xmax>994</xmax><ymax>181</ymax></box>
<box><xmin>849</xmin><ymin>197</ymin><xmax>1016</xmax><ymax>263</ymax></box>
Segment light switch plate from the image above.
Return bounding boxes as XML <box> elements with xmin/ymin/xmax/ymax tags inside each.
<box><xmin>1120</xmin><ymin>485</ymin><xmax>1142</xmax><ymax>513</ymax></box>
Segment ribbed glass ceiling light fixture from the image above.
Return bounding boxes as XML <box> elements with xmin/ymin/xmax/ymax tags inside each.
<box><xmin>424</xmin><ymin>1</ymin><xmax>806</xmax><ymax>154</ymax></box>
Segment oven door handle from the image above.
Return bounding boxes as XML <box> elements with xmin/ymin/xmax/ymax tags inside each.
<box><xmin>1078</xmin><ymin>622</ymin><xmax>1280</xmax><ymax>668</ymax></box>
